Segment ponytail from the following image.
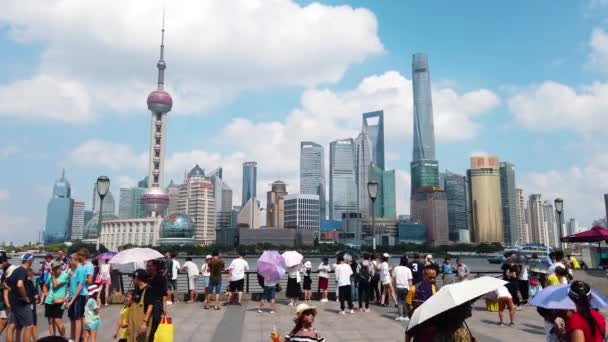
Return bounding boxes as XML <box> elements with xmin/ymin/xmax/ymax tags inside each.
<box><xmin>569</xmin><ymin>280</ymin><xmax>598</xmax><ymax>336</ymax></box>
<box><xmin>579</xmin><ymin>300</ymin><xmax>598</xmax><ymax>336</ymax></box>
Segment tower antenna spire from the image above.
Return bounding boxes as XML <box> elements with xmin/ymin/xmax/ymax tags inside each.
<box><xmin>156</xmin><ymin>6</ymin><xmax>166</xmax><ymax>90</ymax></box>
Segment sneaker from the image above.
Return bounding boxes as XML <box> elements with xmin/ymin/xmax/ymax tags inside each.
<box><xmin>320</xmin><ymin>299</ymin><xmax>328</xmax><ymax>303</ymax></box>
<box><xmin>349</xmin><ymin>309</ymin><xmax>354</xmax><ymax>314</ymax></box>
<box><xmin>288</xmin><ymin>302</ymin><xmax>294</xmax><ymax>307</ymax></box>
<box><xmin>258</xmin><ymin>309</ymin><xmax>263</xmax><ymax>313</ymax></box>
<box><xmin>509</xmin><ymin>322</ymin><xmax>515</xmax><ymax>327</ymax></box>
<box><xmin>498</xmin><ymin>322</ymin><xmax>506</xmax><ymax>327</ymax></box>
<box><xmin>395</xmin><ymin>316</ymin><xmax>403</xmax><ymax>321</ymax></box>
<box><xmin>270</xmin><ymin>310</ymin><xmax>275</xmax><ymax>314</ymax></box>
<box><xmin>403</xmin><ymin>316</ymin><xmax>410</xmax><ymax>322</ymax></box>
<box><xmin>339</xmin><ymin>311</ymin><xmax>346</xmax><ymax>315</ymax></box>
<box><xmin>515</xmin><ymin>306</ymin><xmax>521</xmax><ymax>311</ymax></box>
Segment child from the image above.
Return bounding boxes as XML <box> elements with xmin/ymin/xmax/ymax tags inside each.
<box><xmin>302</xmin><ymin>261</ymin><xmax>312</xmax><ymax>302</ymax></box>
<box><xmin>495</xmin><ymin>285</ymin><xmax>515</xmax><ymax>327</ymax></box>
<box><xmin>26</xmin><ymin>268</ymin><xmax>40</xmax><ymax>341</ymax></box>
<box><xmin>83</xmin><ymin>285</ymin><xmax>101</xmax><ymax>342</ymax></box>
<box><xmin>113</xmin><ymin>291</ymin><xmax>132</xmax><ymax>342</ymax></box>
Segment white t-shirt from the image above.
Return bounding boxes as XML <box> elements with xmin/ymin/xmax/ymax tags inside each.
<box><xmin>547</xmin><ymin>261</ymin><xmax>564</xmax><ymax>275</ymax></box>
<box><xmin>201</xmin><ymin>262</ymin><xmax>210</xmax><ymax>277</ymax></box>
<box><xmin>229</xmin><ymin>258</ymin><xmax>249</xmax><ymax>281</ymax></box>
<box><xmin>518</xmin><ymin>264</ymin><xmax>529</xmax><ymax>281</ymax></box>
<box><xmin>379</xmin><ymin>261</ymin><xmax>390</xmax><ymax>282</ymax></box>
<box><xmin>496</xmin><ymin>285</ymin><xmax>512</xmax><ymax>299</ymax></box>
<box><xmin>318</xmin><ymin>263</ymin><xmax>331</xmax><ymax>278</ymax></box>
<box><xmin>182</xmin><ymin>261</ymin><xmax>199</xmax><ymax>278</ymax></box>
<box><xmin>392</xmin><ymin>266</ymin><xmax>413</xmax><ymax>289</ymax></box>
<box><xmin>171</xmin><ymin>260</ymin><xmax>180</xmax><ymax>280</ymax></box>
<box><xmin>334</xmin><ymin>263</ymin><xmax>353</xmax><ymax>287</ymax></box>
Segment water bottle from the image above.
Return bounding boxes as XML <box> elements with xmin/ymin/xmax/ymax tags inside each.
<box><xmin>270</xmin><ymin>325</ymin><xmax>280</xmax><ymax>342</ymax></box>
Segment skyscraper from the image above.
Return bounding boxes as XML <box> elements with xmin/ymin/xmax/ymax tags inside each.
<box><xmin>45</xmin><ymin>170</ymin><xmax>74</xmax><ymax>244</ymax></box>
<box><xmin>267</xmin><ymin>181</ymin><xmax>288</xmax><ymax>228</ymax></box>
<box><xmin>118</xmin><ymin>186</ymin><xmax>146</xmax><ymax>219</ymax></box>
<box><xmin>166</xmin><ymin>180</ymin><xmax>180</xmax><ymax>214</ymax></box>
<box><xmin>362</xmin><ymin>111</ymin><xmax>385</xmax><ymax>170</ymax></box>
<box><xmin>367</xmin><ymin>165</ymin><xmax>397</xmax><ymax>219</ymax></box>
<box><xmin>604</xmin><ymin>194</ymin><xmax>608</xmax><ymax>227</ymax></box>
<box><xmin>516</xmin><ymin>188</ymin><xmax>529</xmax><ymax>243</ymax></box>
<box><xmin>355</xmin><ymin>130</ymin><xmax>372</xmax><ymax>216</ymax></box>
<box><xmin>329</xmin><ymin>138</ymin><xmax>357</xmax><ymax>220</ymax></box>
<box><xmin>444</xmin><ymin>171</ymin><xmax>469</xmax><ymax>242</ymax></box>
<box><xmin>528</xmin><ymin>194</ymin><xmax>548</xmax><ymax>245</ymax></box>
<box><xmin>468</xmin><ymin>156</ymin><xmax>504</xmax><ymax>243</ymax></box>
<box><xmin>300</xmin><ymin>142</ymin><xmax>326</xmax><ymax>219</ymax></box>
<box><xmin>500</xmin><ymin>162</ymin><xmax>518</xmax><ymax>244</ymax></box>
<box><xmin>567</xmin><ymin>218</ymin><xmax>578</xmax><ymax>235</ymax></box>
<box><xmin>284</xmin><ymin>194</ymin><xmax>321</xmax><ymax>232</ymax></box>
<box><xmin>411</xmin><ymin>187</ymin><xmax>449</xmax><ymax>246</ymax></box>
<box><xmin>141</xmin><ymin>16</ymin><xmax>172</xmax><ymax>217</ymax></box>
<box><xmin>242</xmin><ymin>162</ymin><xmax>257</xmax><ymax>207</ymax></box>
<box><xmin>92</xmin><ymin>186</ymin><xmax>115</xmax><ymax>216</ymax></box>
<box><xmin>71</xmin><ymin>201</ymin><xmax>85</xmax><ymax>241</ymax></box>
<box><xmin>177</xmin><ymin>165</ymin><xmax>216</xmax><ymax>245</ymax></box>
<box><xmin>543</xmin><ymin>200</ymin><xmax>558</xmax><ymax>247</ymax></box>
<box><xmin>208</xmin><ymin>168</ymin><xmax>233</xmax><ymax>232</ymax></box>
<box><xmin>412</xmin><ymin>53</ymin><xmax>436</xmax><ymax>162</ymax></box>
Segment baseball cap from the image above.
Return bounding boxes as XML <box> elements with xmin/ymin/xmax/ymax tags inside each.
<box><xmin>21</xmin><ymin>253</ymin><xmax>34</xmax><ymax>263</ymax></box>
<box><xmin>426</xmin><ymin>254</ymin><xmax>433</xmax><ymax>260</ymax></box>
<box><xmin>131</xmin><ymin>268</ymin><xmax>149</xmax><ymax>280</ymax></box>
<box><xmin>51</xmin><ymin>260</ymin><xmax>62</xmax><ymax>269</ymax></box>
<box><xmin>205</xmin><ymin>255</ymin><xmax>212</xmax><ymax>260</ymax></box>
<box><xmin>382</xmin><ymin>253</ymin><xmax>391</xmax><ymax>258</ymax></box>
<box><xmin>304</xmin><ymin>261</ymin><xmax>312</xmax><ymax>268</ymax></box>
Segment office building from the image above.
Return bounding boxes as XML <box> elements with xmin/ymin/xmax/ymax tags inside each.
<box><xmin>411</xmin><ymin>187</ymin><xmax>449</xmax><ymax>246</ymax></box>
<box><xmin>177</xmin><ymin>165</ymin><xmax>216</xmax><ymax>245</ymax></box>
<box><xmin>605</xmin><ymin>194</ymin><xmax>608</xmax><ymax>227</ymax></box>
<box><xmin>329</xmin><ymin>138</ymin><xmax>357</xmax><ymax>220</ymax></box>
<box><xmin>118</xmin><ymin>186</ymin><xmax>146</xmax><ymax>219</ymax></box>
<box><xmin>500</xmin><ymin>162</ymin><xmax>519</xmax><ymax>244</ymax></box>
<box><xmin>284</xmin><ymin>194</ymin><xmax>320</xmax><ymax>232</ymax></box>
<box><xmin>300</xmin><ymin>142</ymin><xmax>326</xmax><ymax>220</ymax></box>
<box><xmin>157</xmin><ymin>213</ymin><xmax>196</xmax><ymax>245</ymax></box>
<box><xmin>99</xmin><ymin>217</ymin><xmax>162</xmax><ymax>251</ymax></box>
<box><xmin>362</xmin><ymin>111</ymin><xmax>385</xmax><ymax>170</ymax></box>
<box><xmin>209</xmin><ymin>168</ymin><xmax>234</xmax><ymax>232</ymax></box>
<box><xmin>166</xmin><ymin>180</ymin><xmax>180</xmax><ymax>215</ymax></box>
<box><xmin>411</xmin><ymin>160</ymin><xmax>439</xmax><ymax>195</ymax></box>
<box><xmin>70</xmin><ymin>201</ymin><xmax>85</xmax><ymax>241</ymax></box>
<box><xmin>45</xmin><ymin>170</ymin><xmax>74</xmax><ymax>244</ymax></box>
<box><xmin>528</xmin><ymin>194</ymin><xmax>548</xmax><ymax>245</ymax></box>
<box><xmin>543</xmin><ymin>200</ymin><xmax>558</xmax><ymax>248</ymax></box>
<box><xmin>468</xmin><ymin>156</ymin><xmax>504</xmax><ymax>243</ymax></box>
<box><xmin>238</xmin><ymin>198</ymin><xmax>262</xmax><ymax>228</ymax></box>
<box><xmin>567</xmin><ymin>218</ymin><xmax>578</xmax><ymax>236</ymax></box>
<box><xmin>92</xmin><ymin>186</ymin><xmax>116</xmax><ymax>216</ymax></box>
<box><xmin>355</xmin><ymin>130</ymin><xmax>372</xmax><ymax>216</ymax></box>
<box><xmin>444</xmin><ymin>171</ymin><xmax>469</xmax><ymax>242</ymax></box>
<box><xmin>267</xmin><ymin>181</ymin><xmax>288</xmax><ymax>228</ymax></box>
<box><xmin>516</xmin><ymin>188</ymin><xmax>529</xmax><ymax>243</ymax></box>
<box><xmin>242</xmin><ymin>162</ymin><xmax>257</xmax><ymax>207</ymax></box>
<box><xmin>368</xmin><ymin>165</ymin><xmax>396</xmax><ymax>219</ymax></box>
<box><xmin>340</xmin><ymin>212</ymin><xmax>363</xmax><ymax>243</ymax></box>
<box><xmin>398</xmin><ymin>219</ymin><xmax>427</xmax><ymax>244</ymax></box>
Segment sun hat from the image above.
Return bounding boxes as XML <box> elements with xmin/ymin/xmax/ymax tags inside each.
<box><xmin>51</xmin><ymin>260</ymin><xmax>62</xmax><ymax>269</ymax></box>
<box><xmin>304</xmin><ymin>261</ymin><xmax>312</xmax><ymax>268</ymax></box>
<box><xmin>205</xmin><ymin>255</ymin><xmax>212</xmax><ymax>260</ymax></box>
<box><xmin>21</xmin><ymin>253</ymin><xmax>34</xmax><ymax>263</ymax></box>
<box><xmin>426</xmin><ymin>254</ymin><xmax>433</xmax><ymax>260</ymax></box>
<box><xmin>382</xmin><ymin>253</ymin><xmax>391</xmax><ymax>258</ymax></box>
<box><xmin>295</xmin><ymin>303</ymin><xmax>317</xmax><ymax>316</ymax></box>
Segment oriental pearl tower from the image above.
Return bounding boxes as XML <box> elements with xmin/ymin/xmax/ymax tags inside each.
<box><xmin>141</xmin><ymin>15</ymin><xmax>172</xmax><ymax>217</ymax></box>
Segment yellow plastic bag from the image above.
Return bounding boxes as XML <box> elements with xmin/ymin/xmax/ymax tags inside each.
<box><xmin>153</xmin><ymin>317</ymin><xmax>173</xmax><ymax>342</ymax></box>
<box><xmin>485</xmin><ymin>299</ymin><xmax>499</xmax><ymax>312</ymax></box>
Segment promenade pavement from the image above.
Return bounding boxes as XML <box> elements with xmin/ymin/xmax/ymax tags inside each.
<box><xmin>27</xmin><ymin>298</ymin><xmax>557</xmax><ymax>341</ymax></box>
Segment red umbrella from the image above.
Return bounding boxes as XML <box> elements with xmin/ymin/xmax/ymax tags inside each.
<box><xmin>562</xmin><ymin>226</ymin><xmax>608</xmax><ymax>266</ymax></box>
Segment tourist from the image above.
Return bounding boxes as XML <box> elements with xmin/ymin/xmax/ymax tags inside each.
<box><xmin>406</xmin><ymin>265</ymin><xmax>437</xmax><ymax>316</ymax></box>
<box><xmin>568</xmin><ymin>254</ymin><xmax>581</xmax><ymax>269</ymax></box>
<box><xmin>284</xmin><ymin>303</ymin><xmax>325</xmax><ymax>342</ymax></box>
<box><xmin>286</xmin><ymin>263</ymin><xmax>302</xmax><ymax>307</ymax></box>
<box><xmin>181</xmin><ymin>257</ymin><xmax>200</xmax><ymax>304</ymax></box>
<box><xmin>407</xmin><ymin>301</ymin><xmax>477</xmax><ymax>342</ymax></box>
<box><xmin>455</xmin><ymin>258</ymin><xmax>470</xmax><ymax>282</ymax></box>
<box><xmin>79</xmin><ymin>249</ymin><xmax>95</xmax><ymax>286</ymax></box>
<box><xmin>409</xmin><ymin>254</ymin><xmax>425</xmax><ymax>286</ymax></box>
<box><xmin>67</xmin><ymin>253</ymin><xmax>87</xmax><ymax>342</ymax></box>
<box><xmin>537</xmin><ymin>307</ymin><xmax>568</xmax><ymax>342</ymax></box>
<box><xmin>165</xmin><ymin>252</ymin><xmax>179</xmax><ymax>304</ymax></box>
<box><xmin>335</xmin><ymin>256</ymin><xmax>354</xmax><ymax>314</ymax></box>
<box><xmin>205</xmin><ymin>251</ymin><xmax>224</xmax><ymax>311</ymax></box>
<box><xmin>99</xmin><ymin>260</ymin><xmax>112</xmax><ymax>306</ymax></box>
<box><xmin>440</xmin><ymin>257</ymin><xmax>454</xmax><ymax>285</ymax></box>
<box><xmin>129</xmin><ymin>269</ymin><xmax>153</xmax><ymax>342</ymax></box>
<box><xmin>547</xmin><ymin>266</ymin><xmax>569</xmax><ymax>286</ymax></box>
<box><xmin>317</xmin><ymin>257</ymin><xmax>331</xmax><ymax>303</ymax></box>
<box><xmin>55</xmin><ymin>250</ymin><xmax>69</xmax><ymax>272</ymax></box>
<box><xmin>42</xmin><ymin>261</ymin><xmax>68</xmax><ymax>337</ymax></box>
<box><xmin>518</xmin><ymin>260</ymin><xmax>530</xmax><ymax>304</ymax></box>
<box><xmin>495</xmin><ymin>284</ymin><xmax>516</xmax><ymax>327</ymax></box>
<box><xmin>0</xmin><ymin>251</ymin><xmax>9</xmax><ymax>280</ymax></box>
<box><xmin>303</xmin><ymin>261</ymin><xmax>313</xmax><ymax>302</ymax></box>
<box><xmin>200</xmin><ymin>255</ymin><xmax>211</xmax><ymax>301</ymax></box>
<box><xmin>425</xmin><ymin>255</ymin><xmax>440</xmax><ymax>274</ymax></box>
<box><xmin>113</xmin><ymin>291</ymin><xmax>132</xmax><ymax>342</ymax></box>
<box><xmin>258</xmin><ymin>274</ymin><xmax>277</xmax><ymax>314</ymax></box>
<box><xmin>392</xmin><ymin>256</ymin><xmax>413</xmax><ymax>321</ymax></box>
<box><xmin>566</xmin><ymin>280</ymin><xmax>606</xmax><ymax>341</ymax></box>
<box><xmin>0</xmin><ymin>274</ymin><xmax>7</xmax><ymax>336</ymax></box>
<box><xmin>357</xmin><ymin>254</ymin><xmax>372</xmax><ymax>312</ymax></box>
<box><xmin>145</xmin><ymin>260</ymin><xmax>167</xmax><ymax>340</ymax></box>
<box><xmin>39</xmin><ymin>254</ymin><xmax>53</xmax><ymax>290</ymax></box>
<box><xmin>349</xmin><ymin>259</ymin><xmax>359</xmax><ymax>303</ymax></box>
<box><xmin>26</xmin><ymin>267</ymin><xmax>39</xmax><ymax>341</ymax></box>
<box><xmin>370</xmin><ymin>254</ymin><xmax>381</xmax><ymax>304</ymax></box>
<box><xmin>502</xmin><ymin>258</ymin><xmax>521</xmax><ymax>308</ymax></box>
<box><xmin>379</xmin><ymin>253</ymin><xmax>397</xmax><ymax>307</ymax></box>
<box><xmin>226</xmin><ymin>253</ymin><xmax>249</xmax><ymax>305</ymax></box>
<box><xmin>83</xmin><ymin>284</ymin><xmax>102</xmax><ymax>342</ymax></box>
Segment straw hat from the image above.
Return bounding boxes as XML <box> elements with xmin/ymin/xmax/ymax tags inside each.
<box><xmin>295</xmin><ymin>303</ymin><xmax>317</xmax><ymax>317</ymax></box>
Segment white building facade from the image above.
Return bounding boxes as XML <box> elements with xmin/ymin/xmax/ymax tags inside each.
<box><xmin>284</xmin><ymin>194</ymin><xmax>320</xmax><ymax>232</ymax></box>
<box><xmin>71</xmin><ymin>201</ymin><xmax>85</xmax><ymax>241</ymax></box>
<box><xmin>100</xmin><ymin>217</ymin><xmax>162</xmax><ymax>251</ymax></box>
<box><xmin>177</xmin><ymin>167</ymin><xmax>216</xmax><ymax>245</ymax></box>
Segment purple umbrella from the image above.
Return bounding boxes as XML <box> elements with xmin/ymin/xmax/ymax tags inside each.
<box><xmin>530</xmin><ymin>284</ymin><xmax>608</xmax><ymax>310</ymax></box>
<box><xmin>256</xmin><ymin>251</ymin><xmax>286</xmax><ymax>283</ymax></box>
<box><xmin>96</xmin><ymin>251</ymin><xmax>117</xmax><ymax>261</ymax></box>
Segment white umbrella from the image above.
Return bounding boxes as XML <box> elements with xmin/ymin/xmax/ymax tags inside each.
<box><xmin>407</xmin><ymin>277</ymin><xmax>507</xmax><ymax>331</ymax></box>
<box><xmin>109</xmin><ymin>248</ymin><xmax>164</xmax><ymax>265</ymax></box>
<box><xmin>282</xmin><ymin>251</ymin><xmax>303</xmax><ymax>268</ymax></box>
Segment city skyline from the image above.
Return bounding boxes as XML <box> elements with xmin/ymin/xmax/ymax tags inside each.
<box><xmin>1</xmin><ymin>1</ymin><xmax>608</xmax><ymax>243</ymax></box>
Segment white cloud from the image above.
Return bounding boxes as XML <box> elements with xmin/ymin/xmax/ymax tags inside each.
<box><xmin>508</xmin><ymin>81</ymin><xmax>608</xmax><ymax>133</ymax></box>
<box><xmin>0</xmin><ymin>145</ymin><xmax>19</xmax><ymax>160</ymax></box>
<box><xmin>0</xmin><ymin>190</ymin><xmax>9</xmax><ymax>201</ymax></box>
<box><xmin>521</xmin><ymin>152</ymin><xmax>608</xmax><ymax>227</ymax></box>
<box><xmin>587</xmin><ymin>27</ymin><xmax>608</xmax><ymax>73</ymax></box>
<box><xmin>0</xmin><ymin>0</ymin><xmax>383</xmax><ymax>121</ymax></box>
<box><xmin>68</xmin><ymin>140</ymin><xmax>147</xmax><ymax>171</ymax></box>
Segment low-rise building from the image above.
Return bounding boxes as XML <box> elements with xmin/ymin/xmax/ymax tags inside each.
<box><xmin>99</xmin><ymin>217</ymin><xmax>162</xmax><ymax>251</ymax></box>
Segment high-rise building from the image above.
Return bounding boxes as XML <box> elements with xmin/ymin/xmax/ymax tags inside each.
<box><xmin>444</xmin><ymin>171</ymin><xmax>469</xmax><ymax>242</ymax></box>
<box><xmin>166</xmin><ymin>180</ymin><xmax>180</xmax><ymax>215</ymax></box>
<box><xmin>468</xmin><ymin>156</ymin><xmax>504</xmax><ymax>243</ymax></box>
<box><xmin>284</xmin><ymin>194</ymin><xmax>320</xmax><ymax>232</ymax></box>
<box><xmin>411</xmin><ymin>187</ymin><xmax>449</xmax><ymax>246</ymax></box>
<box><xmin>141</xmin><ymin>18</ymin><xmax>173</xmax><ymax>218</ymax></box>
<box><xmin>528</xmin><ymin>194</ymin><xmax>548</xmax><ymax>245</ymax></box>
<box><xmin>500</xmin><ymin>162</ymin><xmax>518</xmax><ymax>244</ymax></box>
<box><xmin>237</xmin><ymin>198</ymin><xmax>262</xmax><ymax>229</ymax></box>
<box><xmin>368</xmin><ymin>165</ymin><xmax>397</xmax><ymax>219</ymax></box>
<box><xmin>208</xmin><ymin>168</ymin><xmax>233</xmax><ymax>232</ymax></box>
<box><xmin>70</xmin><ymin>201</ymin><xmax>85</xmax><ymax>241</ymax></box>
<box><xmin>177</xmin><ymin>165</ymin><xmax>216</xmax><ymax>245</ymax></box>
<box><xmin>543</xmin><ymin>200</ymin><xmax>558</xmax><ymax>247</ymax></box>
<box><xmin>92</xmin><ymin>186</ymin><xmax>115</xmax><ymax>216</ymax></box>
<box><xmin>355</xmin><ymin>130</ymin><xmax>372</xmax><ymax>216</ymax></box>
<box><xmin>267</xmin><ymin>181</ymin><xmax>288</xmax><ymax>228</ymax></box>
<box><xmin>118</xmin><ymin>186</ymin><xmax>146</xmax><ymax>219</ymax></box>
<box><xmin>604</xmin><ymin>194</ymin><xmax>608</xmax><ymax>227</ymax></box>
<box><xmin>362</xmin><ymin>111</ymin><xmax>385</xmax><ymax>170</ymax></box>
<box><xmin>516</xmin><ymin>188</ymin><xmax>529</xmax><ymax>243</ymax></box>
<box><xmin>411</xmin><ymin>160</ymin><xmax>439</xmax><ymax>195</ymax></box>
<box><xmin>300</xmin><ymin>142</ymin><xmax>326</xmax><ymax>220</ymax></box>
<box><xmin>567</xmin><ymin>218</ymin><xmax>578</xmax><ymax>236</ymax></box>
<box><xmin>412</xmin><ymin>53</ymin><xmax>436</xmax><ymax>162</ymax></box>
<box><xmin>45</xmin><ymin>170</ymin><xmax>74</xmax><ymax>244</ymax></box>
<box><xmin>242</xmin><ymin>162</ymin><xmax>257</xmax><ymax>207</ymax></box>
<box><xmin>329</xmin><ymin>138</ymin><xmax>357</xmax><ymax>220</ymax></box>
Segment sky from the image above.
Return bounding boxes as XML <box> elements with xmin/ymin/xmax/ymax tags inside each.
<box><xmin>1</xmin><ymin>0</ymin><xmax>608</xmax><ymax>244</ymax></box>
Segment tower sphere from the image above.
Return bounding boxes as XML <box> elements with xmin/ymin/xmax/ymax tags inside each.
<box><xmin>147</xmin><ymin>89</ymin><xmax>173</xmax><ymax>113</ymax></box>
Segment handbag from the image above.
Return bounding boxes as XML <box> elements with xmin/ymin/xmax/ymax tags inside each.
<box><xmin>153</xmin><ymin>316</ymin><xmax>173</xmax><ymax>342</ymax></box>
<box><xmin>275</xmin><ymin>283</ymin><xmax>282</xmax><ymax>293</ymax></box>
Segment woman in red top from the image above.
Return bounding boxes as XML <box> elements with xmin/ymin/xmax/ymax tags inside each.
<box><xmin>566</xmin><ymin>281</ymin><xmax>606</xmax><ymax>342</ymax></box>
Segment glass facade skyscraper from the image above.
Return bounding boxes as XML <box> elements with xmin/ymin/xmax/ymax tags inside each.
<box><xmin>242</xmin><ymin>162</ymin><xmax>257</xmax><ymax>207</ymax></box>
<box><xmin>362</xmin><ymin>111</ymin><xmax>385</xmax><ymax>170</ymax></box>
<box><xmin>411</xmin><ymin>160</ymin><xmax>439</xmax><ymax>193</ymax></box>
<box><xmin>300</xmin><ymin>142</ymin><xmax>326</xmax><ymax>219</ymax></box>
<box><xmin>499</xmin><ymin>162</ymin><xmax>519</xmax><ymax>244</ymax></box>
<box><xmin>119</xmin><ymin>187</ymin><xmax>146</xmax><ymax>219</ymax></box>
<box><xmin>45</xmin><ymin>170</ymin><xmax>74</xmax><ymax>244</ymax></box>
<box><xmin>444</xmin><ymin>171</ymin><xmax>469</xmax><ymax>241</ymax></box>
<box><xmin>329</xmin><ymin>138</ymin><xmax>357</xmax><ymax>220</ymax></box>
<box><xmin>355</xmin><ymin>131</ymin><xmax>372</xmax><ymax>216</ymax></box>
<box><xmin>368</xmin><ymin>165</ymin><xmax>396</xmax><ymax>219</ymax></box>
<box><xmin>468</xmin><ymin>156</ymin><xmax>504</xmax><ymax>243</ymax></box>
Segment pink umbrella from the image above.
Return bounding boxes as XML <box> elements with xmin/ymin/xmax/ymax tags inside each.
<box><xmin>96</xmin><ymin>251</ymin><xmax>116</xmax><ymax>261</ymax></box>
<box><xmin>256</xmin><ymin>251</ymin><xmax>286</xmax><ymax>283</ymax></box>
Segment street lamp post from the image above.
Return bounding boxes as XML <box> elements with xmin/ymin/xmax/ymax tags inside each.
<box><xmin>367</xmin><ymin>181</ymin><xmax>379</xmax><ymax>252</ymax></box>
<box><xmin>96</xmin><ymin>176</ymin><xmax>110</xmax><ymax>252</ymax></box>
<box><xmin>555</xmin><ymin>198</ymin><xmax>564</xmax><ymax>251</ymax></box>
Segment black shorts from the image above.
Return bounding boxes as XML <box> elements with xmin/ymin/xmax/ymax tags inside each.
<box><xmin>45</xmin><ymin>303</ymin><xmax>64</xmax><ymax>319</ymax></box>
<box><xmin>167</xmin><ymin>279</ymin><xmax>177</xmax><ymax>291</ymax></box>
<box><xmin>68</xmin><ymin>296</ymin><xmax>86</xmax><ymax>320</ymax></box>
<box><xmin>229</xmin><ymin>279</ymin><xmax>244</xmax><ymax>292</ymax></box>
<box><xmin>8</xmin><ymin>304</ymin><xmax>33</xmax><ymax>327</ymax></box>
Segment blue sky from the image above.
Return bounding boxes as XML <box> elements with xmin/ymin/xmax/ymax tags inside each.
<box><xmin>1</xmin><ymin>0</ymin><xmax>608</xmax><ymax>243</ymax></box>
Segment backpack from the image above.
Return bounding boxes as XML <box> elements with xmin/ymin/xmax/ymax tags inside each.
<box><xmin>358</xmin><ymin>262</ymin><xmax>370</xmax><ymax>282</ymax></box>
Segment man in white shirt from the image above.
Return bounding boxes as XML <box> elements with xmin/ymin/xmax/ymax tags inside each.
<box><xmin>226</xmin><ymin>253</ymin><xmax>249</xmax><ymax>305</ymax></box>
<box><xmin>165</xmin><ymin>252</ymin><xmax>180</xmax><ymax>304</ymax></box>
<box><xmin>334</xmin><ymin>257</ymin><xmax>354</xmax><ymax>314</ymax></box>
<box><xmin>181</xmin><ymin>257</ymin><xmax>200</xmax><ymax>303</ymax></box>
<box><xmin>392</xmin><ymin>256</ymin><xmax>413</xmax><ymax>321</ymax></box>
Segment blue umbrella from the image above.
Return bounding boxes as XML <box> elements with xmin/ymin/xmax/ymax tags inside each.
<box><xmin>530</xmin><ymin>284</ymin><xmax>608</xmax><ymax>310</ymax></box>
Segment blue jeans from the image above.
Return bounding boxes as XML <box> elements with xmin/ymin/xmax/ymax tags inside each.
<box><xmin>262</xmin><ymin>286</ymin><xmax>276</xmax><ymax>302</ymax></box>
<box><xmin>396</xmin><ymin>288</ymin><xmax>409</xmax><ymax>317</ymax></box>
<box><xmin>207</xmin><ymin>279</ymin><xmax>222</xmax><ymax>294</ymax></box>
